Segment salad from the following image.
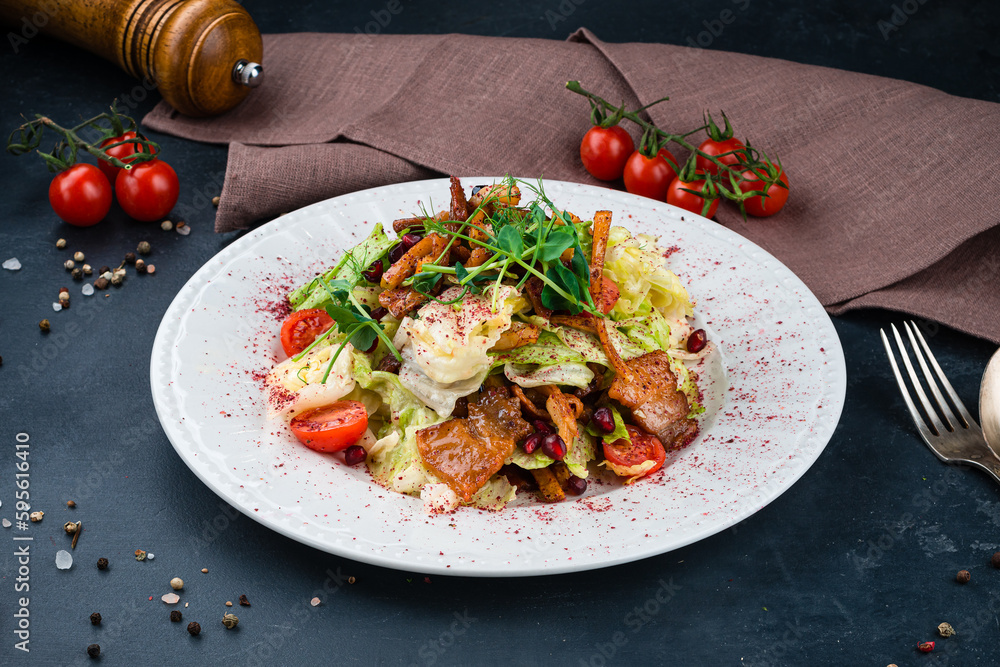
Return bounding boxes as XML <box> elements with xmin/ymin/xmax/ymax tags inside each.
<box><xmin>265</xmin><ymin>176</ymin><xmax>711</xmax><ymax>513</ymax></box>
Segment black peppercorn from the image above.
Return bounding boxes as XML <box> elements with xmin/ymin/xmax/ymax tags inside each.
<box><xmin>992</xmin><ymin>552</ymin><xmax>1000</xmax><ymax>569</ymax></box>
<box><xmin>39</xmin><ymin>319</ymin><xmax>50</xmax><ymax>333</ymax></box>
<box><xmin>96</xmin><ymin>557</ymin><xmax>108</xmax><ymax>570</ymax></box>
<box><xmin>135</xmin><ymin>259</ymin><xmax>147</xmax><ymax>274</ymax></box>
<box><xmin>957</xmin><ymin>569</ymin><xmax>971</xmax><ymax>584</ymax></box>
<box><xmin>170</xmin><ymin>610</ymin><xmax>182</xmax><ymax>622</ymax></box>
<box><xmin>136</xmin><ymin>241</ymin><xmax>151</xmax><ymax>255</ymax></box>
<box><xmin>71</xmin><ymin>267</ymin><xmax>83</xmax><ymax>281</ymax></box>
<box><xmin>90</xmin><ymin>612</ymin><xmax>101</xmax><ymax>625</ymax></box>
<box><xmin>94</xmin><ymin>277</ymin><xmax>109</xmax><ymax>290</ymax></box>
<box><xmin>238</xmin><ymin>594</ymin><xmax>250</xmax><ymax>606</ymax></box>
<box><xmin>87</xmin><ymin>644</ymin><xmax>100</xmax><ymax>658</ymax></box>
<box><xmin>187</xmin><ymin>621</ymin><xmax>201</xmax><ymax>636</ymax></box>
<box><xmin>99</xmin><ymin>265</ymin><xmax>111</xmax><ymax>275</ymax></box>
<box><xmin>125</xmin><ymin>251</ymin><xmax>137</xmax><ymax>264</ymax></box>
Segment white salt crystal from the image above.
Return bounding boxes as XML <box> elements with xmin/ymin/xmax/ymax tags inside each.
<box><xmin>2</xmin><ymin>518</ymin><xmax>10</xmax><ymax>528</ymax></box>
<box><xmin>161</xmin><ymin>593</ymin><xmax>180</xmax><ymax>604</ymax></box>
<box><xmin>55</xmin><ymin>550</ymin><xmax>73</xmax><ymax>570</ymax></box>
<box><xmin>176</xmin><ymin>224</ymin><xmax>191</xmax><ymax>236</ymax></box>
<box><xmin>147</xmin><ymin>553</ymin><xmax>154</xmax><ymax>560</ymax></box>
<box><xmin>82</xmin><ymin>283</ymin><xmax>95</xmax><ymax>296</ymax></box>
<box><xmin>52</xmin><ymin>303</ymin><xmax>62</xmax><ymax>312</ymax></box>
<box><xmin>3</xmin><ymin>258</ymin><xmax>21</xmax><ymax>270</ymax></box>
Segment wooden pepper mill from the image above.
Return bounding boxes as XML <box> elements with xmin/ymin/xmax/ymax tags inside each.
<box><xmin>0</xmin><ymin>0</ymin><xmax>264</xmax><ymax>117</ymax></box>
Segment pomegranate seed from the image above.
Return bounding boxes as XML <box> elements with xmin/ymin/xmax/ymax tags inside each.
<box><xmin>401</xmin><ymin>233</ymin><xmax>423</xmax><ymax>250</ymax></box>
<box><xmin>362</xmin><ymin>260</ymin><xmax>384</xmax><ymax>283</ymax></box>
<box><xmin>369</xmin><ymin>306</ymin><xmax>388</xmax><ymax>322</ymax></box>
<box><xmin>532</xmin><ymin>420</ymin><xmax>554</xmax><ymax>434</ymax></box>
<box><xmin>541</xmin><ymin>433</ymin><xmax>567</xmax><ymax>461</ymax></box>
<box><xmin>590</xmin><ymin>407</ymin><xmax>615</xmax><ymax>434</ymax></box>
<box><xmin>686</xmin><ymin>328</ymin><xmax>707</xmax><ymax>353</ymax></box>
<box><xmin>344</xmin><ymin>445</ymin><xmax>366</xmax><ymax>466</ymax></box>
<box><xmin>388</xmin><ymin>243</ymin><xmax>406</xmax><ymax>263</ymax></box>
<box><xmin>521</xmin><ymin>432</ymin><xmax>543</xmax><ymax>454</ymax></box>
<box><xmin>566</xmin><ymin>476</ymin><xmax>587</xmax><ymax>495</ymax></box>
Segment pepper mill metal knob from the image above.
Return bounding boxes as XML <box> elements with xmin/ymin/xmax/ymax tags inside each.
<box><xmin>233</xmin><ymin>60</ymin><xmax>264</xmax><ymax>88</ymax></box>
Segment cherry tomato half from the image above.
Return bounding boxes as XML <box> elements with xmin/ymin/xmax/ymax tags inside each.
<box><xmin>97</xmin><ymin>131</ymin><xmax>157</xmax><ymax>185</ymax></box>
<box><xmin>290</xmin><ymin>401</ymin><xmax>369</xmax><ymax>453</ymax></box>
<box><xmin>279</xmin><ymin>308</ymin><xmax>334</xmax><ymax>357</ymax></box>
<box><xmin>738</xmin><ymin>166</ymin><xmax>789</xmax><ymax>217</ymax></box>
<box><xmin>667</xmin><ymin>172</ymin><xmax>719</xmax><ymax>218</ymax></box>
<box><xmin>580</xmin><ymin>125</ymin><xmax>635</xmax><ymax>181</ymax></box>
<box><xmin>695</xmin><ymin>137</ymin><xmax>746</xmax><ymax>175</ymax></box>
<box><xmin>623</xmin><ymin>148</ymin><xmax>678</xmax><ymax>201</ymax></box>
<box><xmin>603</xmin><ymin>425</ymin><xmax>666</xmax><ymax>480</ymax></box>
<box><xmin>114</xmin><ymin>158</ymin><xmax>179</xmax><ymax>222</ymax></box>
<box><xmin>48</xmin><ymin>163</ymin><xmax>112</xmax><ymax>227</ymax></box>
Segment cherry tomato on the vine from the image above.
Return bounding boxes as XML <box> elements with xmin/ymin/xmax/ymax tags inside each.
<box><xmin>738</xmin><ymin>166</ymin><xmax>789</xmax><ymax>217</ymax></box>
<box><xmin>695</xmin><ymin>136</ymin><xmax>745</xmax><ymax>175</ymax></box>
<box><xmin>97</xmin><ymin>131</ymin><xmax>157</xmax><ymax>185</ymax></box>
<box><xmin>580</xmin><ymin>125</ymin><xmax>634</xmax><ymax>181</ymax></box>
<box><xmin>114</xmin><ymin>158</ymin><xmax>179</xmax><ymax>222</ymax></box>
<box><xmin>279</xmin><ymin>308</ymin><xmax>335</xmax><ymax>357</ymax></box>
<box><xmin>623</xmin><ymin>148</ymin><xmax>678</xmax><ymax>201</ymax></box>
<box><xmin>667</xmin><ymin>172</ymin><xmax>719</xmax><ymax>219</ymax></box>
<box><xmin>48</xmin><ymin>163</ymin><xmax>112</xmax><ymax>227</ymax></box>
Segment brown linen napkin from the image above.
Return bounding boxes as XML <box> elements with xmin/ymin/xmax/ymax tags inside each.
<box><xmin>143</xmin><ymin>30</ymin><xmax>1000</xmax><ymax>343</ymax></box>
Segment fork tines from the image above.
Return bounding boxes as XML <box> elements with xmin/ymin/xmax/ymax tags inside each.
<box><xmin>881</xmin><ymin>321</ymin><xmax>979</xmax><ymax>439</ymax></box>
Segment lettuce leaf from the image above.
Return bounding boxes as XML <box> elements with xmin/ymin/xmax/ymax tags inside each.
<box><xmin>490</xmin><ymin>330</ymin><xmax>583</xmax><ymax>366</ymax></box>
<box><xmin>604</xmin><ymin>226</ymin><xmax>693</xmax><ymax>320</ymax></box>
<box><xmin>585</xmin><ymin>404</ymin><xmax>631</xmax><ymax>447</ymax></box>
<box><xmin>465</xmin><ymin>476</ymin><xmax>517</xmax><ymax>511</ymax></box>
<box><xmin>353</xmin><ymin>352</ymin><xmax>442</xmax><ymax>493</ymax></box>
<box><xmin>503</xmin><ymin>362</ymin><xmax>594</xmax><ymax>389</ymax></box>
<box><xmin>289</xmin><ymin>224</ymin><xmax>394</xmax><ymax>311</ymax></box>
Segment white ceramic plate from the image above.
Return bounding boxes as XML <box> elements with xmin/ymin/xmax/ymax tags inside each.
<box><xmin>150</xmin><ymin>178</ymin><xmax>846</xmax><ymax>577</ymax></box>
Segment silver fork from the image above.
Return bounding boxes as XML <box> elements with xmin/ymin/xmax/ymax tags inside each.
<box><xmin>881</xmin><ymin>321</ymin><xmax>1000</xmax><ymax>485</ymax></box>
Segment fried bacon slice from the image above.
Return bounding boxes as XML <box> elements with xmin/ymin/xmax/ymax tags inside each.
<box><xmin>392</xmin><ymin>216</ymin><xmax>424</xmax><ymax>234</ymax></box>
<box><xmin>607</xmin><ymin>351</ymin><xmax>697</xmax><ymax>450</ymax></box>
<box><xmin>416</xmin><ymin>391</ymin><xmax>532</xmax><ymax>502</ymax></box>
<box><xmin>378</xmin><ymin>286</ymin><xmax>428</xmax><ymax>319</ymax></box>
<box><xmin>449</xmin><ymin>176</ymin><xmax>469</xmax><ymax>222</ymax></box>
<box><xmin>511</xmin><ymin>384</ymin><xmax>549</xmax><ymax>420</ymax></box>
<box><xmin>530</xmin><ymin>467</ymin><xmax>565</xmax><ymax>503</ymax></box>
<box><xmin>382</xmin><ymin>233</ymin><xmax>447</xmax><ymax>289</ymax></box>
<box><xmin>489</xmin><ymin>321</ymin><xmax>540</xmax><ymax>352</ymax></box>
<box><xmin>537</xmin><ymin>385</ymin><xmax>579</xmax><ymax>448</ymax></box>
<box><xmin>524</xmin><ymin>276</ymin><xmax>552</xmax><ymax>319</ymax></box>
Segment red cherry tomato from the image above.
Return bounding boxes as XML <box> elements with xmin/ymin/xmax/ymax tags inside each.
<box><xmin>97</xmin><ymin>131</ymin><xmax>157</xmax><ymax>185</ymax></box>
<box><xmin>48</xmin><ymin>164</ymin><xmax>112</xmax><ymax>227</ymax></box>
<box><xmin>580</xmin><ymin>125</ymin><xmax>635</xmax><ymax>181</ymax></box>
<box><xmin>738</xmin><ymin>166</ymin><xmax>790</xmax><ymax>217</ymax></box>
<box><xmin>114</xmin><ymin>158</ymin><xmax>179</xmax><ymax>222</ymax></box>
<box><xmin>667</xmin><ymin>172</ymin><xmax>719</xmax><ymax>218</ymax></box>
<box><xmin>290</xmin><ymin>401</ymin><xmax>369</xmax><ymax>453</ymax></box>
<box><xmin>279</xmin><ymin>309</ymin><xmax>334</xmax><ymax>357</ymax></box>
<box><xmin>603</xmin><ymin>425</ymin><xmax>666</xmax><ymax>480</ymax></box>
<box><xmin>695</xmin><ymin>137</ymin><xmax>746</xmax><ymax>175</ymax></box>
<box><xmin>623</xmin><ymin>148</ymin><xmax>678</xmax><ymax>201</ymax></box>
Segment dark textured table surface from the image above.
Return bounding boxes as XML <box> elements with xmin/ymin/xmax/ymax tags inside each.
<box><xmin>1</xmin><ymin>1</ymin><xmax>999</xmax><ymax>665</ymax></box>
